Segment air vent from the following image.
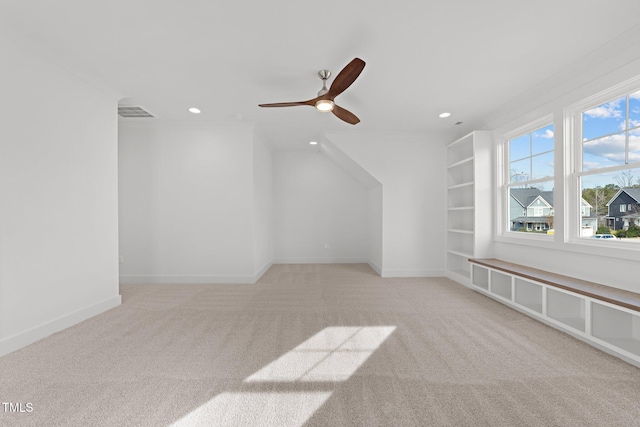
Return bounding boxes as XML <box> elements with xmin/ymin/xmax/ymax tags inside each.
<box><xmin>118</xmin><ymin>105</ymin><xmax>155</xmax><ymax>118</ymax></box>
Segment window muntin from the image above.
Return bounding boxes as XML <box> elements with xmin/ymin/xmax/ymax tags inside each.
<box><xmin>505</xmin><ymin>123</ymin><xmax>554</xmax><ymax>236</ymax></box>
<box><xmin>582</xmin><ymin>91</ymin><xmax>640</xmax><ymax>171</ymax></box>
<box><xmin>509</xmin><ymin>124</ymin><xmax>554</xmax><ymax>183</ymax></box>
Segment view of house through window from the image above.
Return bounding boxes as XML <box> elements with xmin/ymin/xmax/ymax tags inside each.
<box><xmin>578</xmin><ymin>89</ymin><xmax>640</xmax><ymax>241</ymax></box>
<box><xmin>507</xmin><ymin>123</ymin><xmax>555</xmax><ymax>234</ymax></box>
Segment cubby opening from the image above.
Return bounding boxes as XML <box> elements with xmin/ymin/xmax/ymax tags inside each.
<box><xmin>447</xmin><ymin>232</ymin><xmax>473</xmax><ymax>256</ymax></box>
<box><xmin>447</xmin><ymin>165</ymin><xmax>474</xmax><ymax>187</ymax></box>
<box><xmin>490</xmin><ymin>270</ymin><xmax>512</xmax><ymax>300</ymax></box>
<box><xmin>447</xmin><ymin>139</ymin><xmax>473</xmax><ymax>165</ymax></box>
<box><xmin>447</xmin><ymin>208</ymin><xmax>474</xmax><ymax>232</ymax></box>
<box><xmin>472</xmin><ymin>265</ymin><xmax>489</xmax><ymax>290</ymax></box>
<box><xmin>447</xmin><ymin>184</ymin><xmax>474</xmax><ymax>208</ymax></box>
<box><xmin>514</xmin><ymin>278</ymin><xmax>543</xmax><ymax>314</ymax></box>
<box><xmin>547</xmin><ymin>288</ymin><xmax>585</xmax><ymax>332</ymax></box>
<box><xmin>447</xmin><ymin>253</ymin><xmax>470</xmax><ymax>278</ymax></box>
<box><xmin>591</xmin><ymin>302</ymin><xmax>640</xmax><ymax>357</ymax></box>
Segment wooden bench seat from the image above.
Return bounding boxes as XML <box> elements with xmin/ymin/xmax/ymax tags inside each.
<box><xmin>469</xmin><ymin>258</ymin><xmax>640</xmax><ymax>312</ymax></box>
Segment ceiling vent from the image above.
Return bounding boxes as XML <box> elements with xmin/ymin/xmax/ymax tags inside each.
<box><xmin>118</xmin><ymin>105</ymin><xmax>155</xmax><ymax>118</ymax></box>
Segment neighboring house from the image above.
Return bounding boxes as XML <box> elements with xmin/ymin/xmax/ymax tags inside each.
<box><xmin>605</xmin><ymin>187</ymin><xmax>640</xmax><ymax>230</ymax></box>
<box><xmin>510</xmin><ymin>188</ymin><xmax>554</xmax><ymax>232</ymax></box>
<box><xmin>579</xmin><ymin>198</ymin><xmax>598</xmax><ymax>236</ymax></box>
<box><xmin>510</xmin><ymin>188</ymin><xmax>597</xmax><ymax>235</ymax></box>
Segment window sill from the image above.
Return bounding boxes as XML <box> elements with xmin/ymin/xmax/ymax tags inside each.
<box><xmin>494</xmin><ymin>232</ymin><xmax>640</xmax><ymax>262</ymax></box>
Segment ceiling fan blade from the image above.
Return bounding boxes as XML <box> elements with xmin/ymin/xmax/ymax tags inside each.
<box><xmin>332</xmin><ymin>104</ymin><xmax>360</xmax><ymax>125</ymax></box>
<box><xmin>326</xmin><ymin>58</ymin><xmax>366</xmax><ymax>99</ymax></box>
<box><xmin>258</xmin><ymin>100</ymin><xmax>314</xmax><ymax>108</ymax></box>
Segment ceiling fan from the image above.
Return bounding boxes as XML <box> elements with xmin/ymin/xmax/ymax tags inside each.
<box><xmin>259</xmin><ymin>57</ymin><xmax>365</xmax><ymax>125</ymax></box>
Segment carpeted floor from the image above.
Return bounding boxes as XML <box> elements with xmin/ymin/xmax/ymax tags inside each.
<box><xmin>1</xmin><ymin>263</ymin><xmax>640</xmax><ymax>426</ymax></box>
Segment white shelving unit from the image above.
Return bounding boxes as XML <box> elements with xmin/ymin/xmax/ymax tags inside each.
<box><xmin>446</xmin><ymin>131</ymin><xmax>492</xmax><ymax>285</ymax></box>
<box><xmin>470</xmin><ymin>261</ymin><xmax>640</xmax><ymax>368</ymax></box>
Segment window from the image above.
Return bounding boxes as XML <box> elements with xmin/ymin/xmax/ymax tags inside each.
<box><xmin>503</xmin><ymin>119</ymin><xmax>554</xmax><ymax>235</ymax></box>
<box><xmin>569</xmin><ymin>78</ymin><xmax>640</xmax><ymax>243</ymax></box>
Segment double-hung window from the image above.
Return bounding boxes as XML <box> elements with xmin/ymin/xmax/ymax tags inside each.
<box><xmin>567</xmin><ymin>79</ymin><xmax>640</xmax><ymax>242</ymax></box>
<box><xmin>503</xmin><ymin>118</ymin><xmax>554</xmax><ymax>235</ymax></box>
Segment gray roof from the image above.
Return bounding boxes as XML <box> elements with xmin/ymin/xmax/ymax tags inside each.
<box><xmin>605</xmin><ymin>187</ymin><xmax>640</xmax><ymax>206</ymax></box>
<box><xmin>510</xmin><ymin>188</ymin><xmax>554</xmax><ymax>208</ymax></box>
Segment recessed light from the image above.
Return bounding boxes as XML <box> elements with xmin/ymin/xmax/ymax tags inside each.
<box><xmin>189</xmin><ymin>107</ymin><xmax>201</xmax><ymax>114</ymax></box>
<box><xmin>309</xmin><ymin>141</ymin><xmax>318</xmax><ymax>145</ymax></box>
<box><xmin>439</xmin><ymin>112</ymin><xmax>451</xmax><ymax>118</ymax></box>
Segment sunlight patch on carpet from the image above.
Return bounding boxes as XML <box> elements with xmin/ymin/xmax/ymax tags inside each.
<box><xmin>171</xmin><ymin>391</ymin><xmax>332</xmax><ymax>427</ymax></box>
<box><xmin>172</xmin><ymin>326</ymin><xmax>395</xmax><ymax>426</ymax></box>
<box><xmin>245</xmin><ymin>326</ymin><xmax>396</xmax><ymax>382</ymax></box>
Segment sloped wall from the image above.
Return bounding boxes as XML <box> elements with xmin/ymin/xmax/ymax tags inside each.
<box><xmin>325</xmin><ymin>131</ymin><xmax>447</xmax><ymax>277</ymax></box>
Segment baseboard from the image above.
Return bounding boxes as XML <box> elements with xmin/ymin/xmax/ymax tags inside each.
<box><xmin>0</xmin><ymin>294</ymin><xmax>122</xmax><ymax>357</ymax></box>
<box><xmin>273</xmin><ymin>257</ymin><xmax>369</xmax><ymax>264</ymax></box>
<box><xmin>119</xmin><ymin>274</ymin><xmax>260</xmax><ymax>285</ymax></box>
<box><xmin>253</xmin><ymin>260</ymin><xmax>273</xmax><ymax>282</ymax></box>
<box><xmin>367</xmin><ymin>259</ymin><xmax>382</xmax><ymax>276</ymax></box>
<box><xmin>380</xmin><ymin>268</ymin><xmax>446</xmax><ymax>278</ymax></box>
<box><xmin>445</xmin><ymin>271</ymin><xmax>471</xmax><ymax>287</ymax></box>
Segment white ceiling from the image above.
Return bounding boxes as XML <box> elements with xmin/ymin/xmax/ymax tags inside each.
<box><xmin>2</xmin><ymin>1</ymin><xmax>640</xmax><ymax>148</ymax></box>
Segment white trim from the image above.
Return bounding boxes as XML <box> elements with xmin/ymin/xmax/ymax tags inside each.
<box><xmin>381</xmin><ymin>269</ymin><xmax>446</xmax><ymax>278</ymax></box>
<box><xmin>367</xmin><ymin>259</ymin><xmax>382</xmax><ymax>276</ymax></box>
<box><xmin>253</xmin><ymin>261</ymin><xmax>273</xmax><ymax>280</ymax></box>
<box><xmin>273</xmin><ymin>257</ymin><xmax>369</xmax><ymax>265</ymax></box>
<box><xmin>565</xmin><ymin>74</ymin><xmax>640</xmax><ymax>251</ymax></box>
<box><xmin>497</xmin><ymin>115</ymin><xmax>555</xmax><ymax>240</ymax></box>
<box><xmin>0</xmin><ymin>295</ymin><xmax>122</xmax><ymax>357</ymax></box>
<box><xmin>119</xmin><ymin>274</ymin><xmax>261</xmax><ymax>285</ymax></box>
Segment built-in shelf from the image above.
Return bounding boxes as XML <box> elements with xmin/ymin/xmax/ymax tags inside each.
<box><xmin>469</xmin><ymin>260</ymin><xmax>640</xmax><ymax>368</ymax></box>
<box><xmin>447</xmin><ymin>249</ymin><xmax>473</xmax><ymax>258</ymax></box>
<box><xmin>447</xmin><ymin>156</ymin><xmax>474</xmax><ymax>169</ymax></box>
<box><xmin>447</xmin><ymin>181</ymin><xmax>474</xmax><ymax>190</ymax></box>
<box><xmin>445</xmin><ymin>131</ymin><xmax>492</xmax><ymax>284</ymax></box>
<box><xmin>447</xmin><ymin>229</ymin><xmax>474</xmax><ymax>234</ymax></box>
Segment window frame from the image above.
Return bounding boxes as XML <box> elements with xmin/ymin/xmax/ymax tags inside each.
<box><xmin>564</xmin><ymin>74</ymin><xmax>640</xmax><ymax>250</ymax></box>
<box><xmin>497</xmin><ymin>115</ymin><xmax>555</xmax><ymax>241</ymax></box>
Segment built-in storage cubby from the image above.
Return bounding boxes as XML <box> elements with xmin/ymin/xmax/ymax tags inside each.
<box><xmin>490</xmin><ymin>271</ymin><xmax>512</xmax><ymax>300</ymax></box>
<box><xmin>591</xmin><ymin>302</ymin><xmax>640</xmax><ymax>357</ymax></box>
<box><xmin>547</xmin><ymin>288</ymin><xmax>585</xmax><ymax>332</ymax></box>
<box><xmin>514</xmin><ymin>278</ymin><xmax>543</xmax><ymax>314</ymax></box>
<box><xmin>446</xmin><ymin>232</ymin><xmax>473</xmax><ymax>258</ymax></box>
<box><xmin>469</xmin><ymin>259</ymin><xmax>640</xmax><ymax>368</ymax></box>
<box><xmin>445</xmin><ymin>131</ymin><xmax>492</xmax><ymax>286</ymax></box>
<box><xmin>447</xmin><ymin>208</ymin><xmax>474</xmax><ymax>232</ymax></box>
<box><xmin>471</xmin><ymin>264</ymin><xmax>488</xmax><ymax>290</ymax></box>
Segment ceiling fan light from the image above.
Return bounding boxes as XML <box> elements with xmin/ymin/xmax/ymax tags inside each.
<box><xmin>315</xmin><ymin>99</ymin><xmax>335</xmax><ymax>112</ymax></box>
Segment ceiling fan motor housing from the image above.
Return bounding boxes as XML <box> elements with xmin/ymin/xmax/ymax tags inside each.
<box><xmin>317</xmin><ymin>69</ymin><xmax>331</xmax><ymax>96</ymax></box>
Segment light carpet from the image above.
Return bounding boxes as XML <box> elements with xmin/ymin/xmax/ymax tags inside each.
<box><xmin>1</xmin><ymin>264</ymin><xmax>640</xmax><ymax>426</ymax></box>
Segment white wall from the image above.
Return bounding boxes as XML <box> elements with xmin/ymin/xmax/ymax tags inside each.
<box><xmin>118</xmin><ymin>122</ymin><xmax>258</xmax><ymax>283</ymax></box>
<box><xmin>273</xmin><ymin>149</ymin><xmax>369</xmax><ymax>263</ymax></box>
<box><xmin>482</xmin><ymin>27</ymin><xmax>640</xmax><ymax>293</ymax></box>
<box><xmin>253</xmin><ymin>130</ymin><xmax>274</xmax><ymax>275</ymax></box>
<box><xmin>325</xmin><ymin>132</ymin><xmax>447</xmax><ymax>277</ymax></box>
<box><xmin>367</xmin><ymin>186</ymin><xmax>383</xmax><ymax>274</ymax></box>
<box><xmin>0</xmin><ymin>34</ymin><xmax>121</xmax><ymax>356</ymax></box>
